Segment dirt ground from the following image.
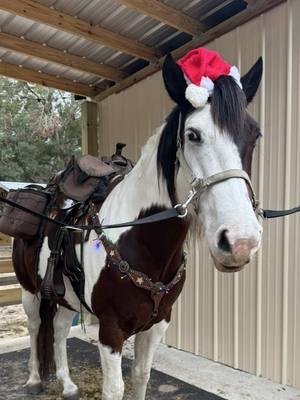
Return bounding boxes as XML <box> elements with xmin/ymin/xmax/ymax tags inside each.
<box><xmin>0</xmin><ymin>244</ymin><xmax>28</xmax><ymax>339</ymax></box>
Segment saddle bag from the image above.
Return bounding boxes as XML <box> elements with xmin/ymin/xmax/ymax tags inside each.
<box><xmin>59</xmin><ymin>155</ymin><xmax>114</xmax><ymax>202</ymax></box>
<box><xmin>0</xmin><ymin>187</ymin><xmax>50</xmax><ymax>239</ymax></box>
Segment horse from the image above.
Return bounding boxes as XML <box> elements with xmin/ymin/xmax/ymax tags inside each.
<box><xmin>12</xmin><ymin>51</ymin><xmax>263</xmax><ymax>400</ymax></box>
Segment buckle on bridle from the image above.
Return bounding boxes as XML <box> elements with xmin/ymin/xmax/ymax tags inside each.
<box><xmin>174</xmin><ymin>204</ymin><xmax>188</xmax><ymax>218</ymax></box>
<box><xmin>174</xmin><ymin>189</ymin><xmax>197</xmax><ymax>218</ymax></box>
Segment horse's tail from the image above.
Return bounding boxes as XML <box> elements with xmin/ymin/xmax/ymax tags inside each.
<box><xmin>37</xmin><ymin>298</ymin><xmax>57</xmax><ymax>379</ymax></box>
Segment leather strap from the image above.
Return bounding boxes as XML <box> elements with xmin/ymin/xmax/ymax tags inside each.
<box><xmin>259</xmin><ymin>206</ymin><xmax>300</xmax><ymax>219</ymax></box>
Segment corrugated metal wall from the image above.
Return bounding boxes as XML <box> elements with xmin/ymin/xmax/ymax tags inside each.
<box><xmin>98</xmin><ymin>1</ymin><xmax>300</xmax><ymax>388</ymax></box>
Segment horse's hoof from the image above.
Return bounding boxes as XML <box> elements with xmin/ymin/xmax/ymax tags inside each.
<box><xmin>26</xmin><ymin>382</ymin><xmax>43</xmax><ymax>395</ymax></box>
<box><xmin>63</xmin><ymin>389</ymin><xmax>80</xmax><ymax>400</ymax></box>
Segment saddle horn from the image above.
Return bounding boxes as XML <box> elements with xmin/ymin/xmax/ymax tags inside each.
<box><xmin>115</xmin><ymin>143</ymin><xmax>126</xmax><ymax>156</ymax></box>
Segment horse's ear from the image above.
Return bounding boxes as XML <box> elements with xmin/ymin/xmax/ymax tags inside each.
<box><xmin>241</xmin><ymin>57</ymin><xmax>263</xmax><ymax>104</ymax></box>
<box><xmin>162</xmin><ymin>54</ymin><xmax>187</xmax><ymax>105</ymax></box>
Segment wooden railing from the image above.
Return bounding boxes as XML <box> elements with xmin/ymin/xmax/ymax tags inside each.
<box><xmin>0</xmin><ymin>257</ymin><xmax>21</xmax><ymax>306</ymax></box>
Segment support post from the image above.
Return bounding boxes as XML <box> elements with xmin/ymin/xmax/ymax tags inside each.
<box><xmin>81</xmin><ymin>101</ymin><xmax>99</xmax><ymax>156</ymax></box>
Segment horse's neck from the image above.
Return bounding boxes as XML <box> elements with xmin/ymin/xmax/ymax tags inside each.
<box><xmin>99</xmin><ymin>133</ymin><xmax>189</xmax><ymax>279</ymax></box>
<box><xmin>100</xmin><ymin>133</ymin><xmax>171</xmax><ymax>239</ymax></box>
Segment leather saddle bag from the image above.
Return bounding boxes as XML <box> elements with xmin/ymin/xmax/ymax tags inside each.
<box><xmin>59</xmin><ymin>155</ymin><xmax>114</xmax><ymax>202</ymax></box>
<box><xmin>0</xmin><ymin>187</ymin><xmax>50</xmax><ymax>239</ymax></box>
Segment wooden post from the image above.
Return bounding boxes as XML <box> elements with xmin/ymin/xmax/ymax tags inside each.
<box><xmin>81</xmin><ymin>101</ymin><xmax>99</xmax><ymax>157</ymax></box>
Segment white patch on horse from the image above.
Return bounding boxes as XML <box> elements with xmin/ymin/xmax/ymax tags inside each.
<box><xmin>22</xmin><ymin>289</ymin><xmax>41</xmax><ymax>388</ymax></box>
<box><xmin>98</xmin><ymin>343</ymin><xmax>124</xmax><ymax>400</ymax></box>
<box><xmin>132</xmin><ymin>319</ymin><xmax>169</xmax><ymax>399</ymax></box>
<box><xmin>38</xmin><ymin>238</ymin><xmax>81</xmax><ymax>311</ymax></box>
<box><xmin>53</xmin><ymin>306</ymin><xmax>79</xmax><ymax>397</ymax></box>
<box><xmin>176</xmin><ymin>105</ymin><xmax>262</xmax><ymax>267</ymax></box>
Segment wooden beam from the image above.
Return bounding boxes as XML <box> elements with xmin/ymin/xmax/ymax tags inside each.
<box><xmin>0</xmin><ymin>259</ymin><xmax>13</xmax><ymax>274</ymax></box>
<box><xmin>0</xmin><ymin>273</ymin><xmax>18</xmax><ymax>286</ymax></box>
<box><xmin>115</xmin><ymin>0</ymin><xmax>204</xmax><ymax>36</ymax></box>
<box><xmin>0</xmin><ymin>233</ymin><xmax>10</xmax><ymax>246</ymax></box>
<box><xmin>0</xmin><ymin>284</ymin><xmax>21</xmax><ymax>306</ymax></box>
<box><xmin>0</xmin><ymin>0</ymin><xmax>161</xmax><ymax>61</ymax></box>
<box><xmin>0</xmin><ymin>32</ymin><xmax>127</xmax><ymax>82</ymax></box>
<box><xmin>0</xmin><ymin>62</ymin><xmax>98</xmax><ymax>97</ymax></box>
<box><xmin>81</xmin><ymin>101</ymin><xmax>99</xmax><ymax>156</ymax></box>
<box><xmin>95</xmin><ymin>0</ymin><xmax>285</xmax><ymax>101</ymax></box>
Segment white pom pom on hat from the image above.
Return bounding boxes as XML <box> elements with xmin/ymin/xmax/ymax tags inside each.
<box><xmin>177</xmin><ymin>48</ymin><xmax>243</xmax><ymax>108</ymax></box>
<box><xmin>185</xmin><ymin>84</ymin><xmax>209</xmax><ymax>109</ymax></box>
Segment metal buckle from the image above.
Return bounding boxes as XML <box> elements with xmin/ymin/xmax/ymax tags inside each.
<box><xmin>119</xmin><ymin>260</ymin><xmax>130</xmax><ymax>273</ymax></box>
<box><xmin>257</xmin><ymin>207</ymin><xmax>265</xmax><ymax>219</ymax></box>
<box><xmin>153</xmin><ymin>281</ymin><xmax>164</xmax><ymax>293</ymax></box>
<box><xmin>174</xmin><ymin>204</ymin><xmax>188</xmax><ymax>218</ymax></box>
<box><xmin>174</xmin><ymin>189</ymin><xmax>197</xmax><ymax>218</ymax></box>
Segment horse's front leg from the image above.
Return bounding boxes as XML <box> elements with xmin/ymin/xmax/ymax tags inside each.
<box><xmin>132</xmin><ymin>320</ymin><xmax>169</xmax><ymax>400</ymax></box>
<box><xmin>53</xmin><ymin>306</ymin><xmax>79</xmax><ymax>399</ymax></box>
<box><xmin>98</xmin><ymin>318</ymin><xmax>125</xmax><ymax>400</ymax></box>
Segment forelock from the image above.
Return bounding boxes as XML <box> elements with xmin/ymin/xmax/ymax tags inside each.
<box><xmin>211</xmin><ymin>75</ymin><xmax>247</xmax><ymax>140</ymax></box>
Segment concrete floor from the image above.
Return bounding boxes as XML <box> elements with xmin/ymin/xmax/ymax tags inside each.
<box><xmin>1</xmin><ymin>324</ymin><xmax>300</xmax><ymax>400</ymax></box>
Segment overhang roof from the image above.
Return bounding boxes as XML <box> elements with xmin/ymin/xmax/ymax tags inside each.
<box><xmin>0</xmin><ymin>0</ymin><xmax>284</xmax><ymax>100</ymax></box>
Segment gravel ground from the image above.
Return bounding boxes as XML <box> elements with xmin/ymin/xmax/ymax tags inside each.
<box><xmin>0</xmin><ymin>304</ymin><xmax>28</xmax><ymax>339</ymax></box>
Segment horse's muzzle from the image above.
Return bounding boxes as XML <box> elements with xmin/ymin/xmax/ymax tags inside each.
<box><xmin>212</xmin><ymin>225</ymin><xmax>261</xmax><ymax>272</ymax></box>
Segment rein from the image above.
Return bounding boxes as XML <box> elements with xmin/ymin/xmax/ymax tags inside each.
<box><xmin>0</xmin><ymin>194</ymin><xmax>181</xmax><ymax>230</ymax></box>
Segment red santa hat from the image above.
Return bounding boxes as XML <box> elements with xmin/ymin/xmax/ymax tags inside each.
<box><xmin>177</xmin><ymin>48</ymin><xmax>242</xmax><ymax>108</ymax></box>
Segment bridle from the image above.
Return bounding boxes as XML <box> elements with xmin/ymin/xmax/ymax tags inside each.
<box><xmin>174</xmin><ymin>112</ymin><xmax>259</xmax><ymax>218</ymax></box>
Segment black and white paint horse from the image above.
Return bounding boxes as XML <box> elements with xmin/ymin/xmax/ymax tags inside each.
<box><xmin>16</xmin><ymin>50</ymin><xmax>263</xmax><ymax>400</ymax></box>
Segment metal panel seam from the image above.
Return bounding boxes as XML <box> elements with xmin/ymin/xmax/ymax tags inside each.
<box><xmin>255</xmin><ymin>13</ymin><xmax>266</xmax><ymax>378</ymax></box>
<box><xmin>281</xmin><ymin>0</ymin><xmax>293</xmax><ymax>384</ymax></box>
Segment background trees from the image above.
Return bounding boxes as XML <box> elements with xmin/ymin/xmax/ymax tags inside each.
<box><xmin>0</xmin><ymin>78</ymin><xmax>81</xmax><ymax>183</ymax></box>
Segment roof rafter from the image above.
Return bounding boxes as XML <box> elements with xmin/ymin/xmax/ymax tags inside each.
<box><xmin>0</xmin><ymin>61</ymin><xmax>98</xmax><ymax>97</ymax></box>
<box><xmin>115</xmin><ymin>0</ymin><xmax>205</xmax><ymax>36</ymax></box>
<box><xmin>0</xmin><ymin>32</ymin><xmax>127</xmax><ymax>82</ymax></box>
<box><xmin>95</xmin><ymin>0</ymin><xmax>285</xmax><ymax>101</ymax></box>
<box><xmin>0</xmin><ymin>0</ymin><xmax>162</xmax><ymax>61</ymax></box>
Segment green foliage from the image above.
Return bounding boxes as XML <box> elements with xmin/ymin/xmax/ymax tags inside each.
<box><xmin>0</xmin><ymin>78</ymin><xmax>82</xmax><ymax>183</ymax></box>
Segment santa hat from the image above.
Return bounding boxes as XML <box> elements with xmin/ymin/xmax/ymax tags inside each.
<box><xmin>177</xmin><ymin>48</ymin><xmax>242</xmax><ymax>108</ymax></box>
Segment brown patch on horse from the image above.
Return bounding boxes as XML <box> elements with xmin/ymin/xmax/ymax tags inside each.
<box><xmin>12</xmin><ymin>238</ymin><xmax>42</xmax><ymax>294</ymax></box>
<box><xmin>91</xmin><ymin>205</ymin><xmax>189</xmax><ymax>351</ymax></box>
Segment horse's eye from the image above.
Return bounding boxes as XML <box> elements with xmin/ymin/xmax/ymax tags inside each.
<box><xmin>187</xmin><ymin>129</ymin><xmax>202</xmax><ymax>143</ymax></box>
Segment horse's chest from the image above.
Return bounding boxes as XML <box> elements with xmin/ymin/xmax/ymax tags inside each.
<box><xmin>91</xmin><ymin>263</ymin><xmax>185</xmax><ymax>335</ymax></box>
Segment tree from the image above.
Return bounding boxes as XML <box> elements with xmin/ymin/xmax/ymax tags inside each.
<box><xmin>0</xmin><ymin>78</ymin><xmax>82</xmax><ymax>183</ymax></box>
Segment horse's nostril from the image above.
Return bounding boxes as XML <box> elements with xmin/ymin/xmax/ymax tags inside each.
<box><xmin>218</xmin><ymin>229</ymin><xmax>232</xmax><ymax>253</ymax></box>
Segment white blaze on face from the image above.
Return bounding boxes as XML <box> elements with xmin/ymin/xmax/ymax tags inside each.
<box><xmin>181</xmin><ymin>105</ymin><xmax>262</xmax><ymax>270</ymax></box>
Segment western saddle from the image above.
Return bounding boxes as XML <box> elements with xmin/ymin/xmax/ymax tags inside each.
<box><xmin>39</xmin><ymin>143</ymin><xmax>134</xmax><ymax>310</ymax></box>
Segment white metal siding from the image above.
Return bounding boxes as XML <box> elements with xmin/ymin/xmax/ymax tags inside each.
<box><xmin>98</xmin><ymin>1</ymin><xmax>300</xmax><ymax>388</ymax></box>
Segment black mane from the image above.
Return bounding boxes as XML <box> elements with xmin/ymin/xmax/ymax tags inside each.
<box><xmin>157</xmin><ymin>107</ymin><xmax>181</xmax><ymax>204</ymax></box>
<box><xmin>157</xmin><ymin>76</ymin><xmax>248</xmax><ymax>202</ymax></box>
<box><xmin>211</xmin><ymin>75</ymin><xmax>247</xmax><ymax>140</ymax></box>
